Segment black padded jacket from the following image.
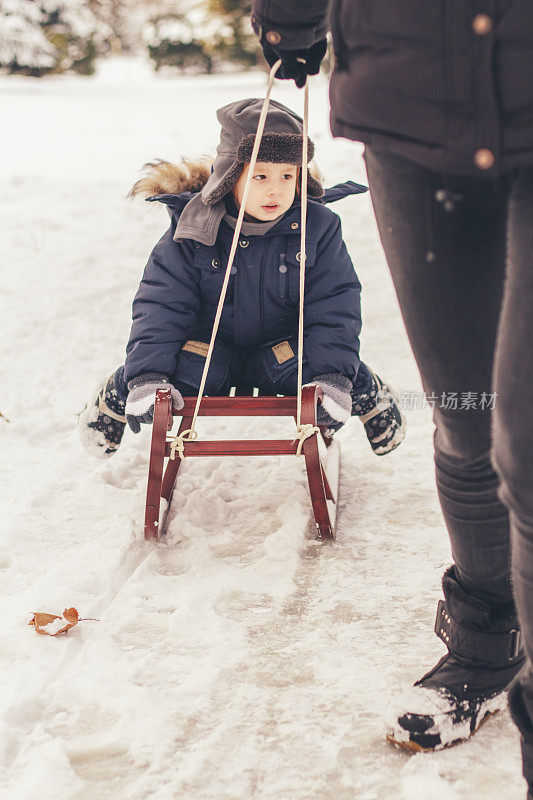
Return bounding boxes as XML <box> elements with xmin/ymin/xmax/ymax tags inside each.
<box><xmin>251</xmin><ymin>1</ymin><xmax>533</xmax><ymax>176</ymax></box>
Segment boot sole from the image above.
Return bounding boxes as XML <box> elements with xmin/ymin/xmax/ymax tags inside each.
<box><xmin>385</xmin><ymin>706</ymin><xmax>500</xmax><ymax>753</ymax></box>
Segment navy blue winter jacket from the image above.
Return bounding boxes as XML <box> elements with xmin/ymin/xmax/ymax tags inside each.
<box><xmin>124</xmin><ymin>182</ymin><xmax>365</xmax><ymax>384</ymax></box>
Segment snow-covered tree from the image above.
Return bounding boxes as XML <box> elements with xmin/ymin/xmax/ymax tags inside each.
<box><xmin>206</xmin><ymin>0</ymin><xmax>257</xmax><ymax>68</ymax></box>
<box><xmin>40</xmin><ymin>0</ymin><xmax>113</xmax><ymax>74</ymax></box>
<box><xmin>0</xmin><ymin>0</ymin><xmax>115</xmax><ymax>76</ymax></box>
<box><xmin>0</xmin><ymin>0</ymin><xmax>57</xmax><ymax>75</ymax></box>
<box><xmin>143</xmin><ymin>3</ymin><xmax>223</xmax><ymax>73</ymax></box>
<box><xmin>1</xmin><ymin>0</ymin><xmax>259</xmax><ymax>76</ymax></box>
<box><xmin>142</xmin><ymin>0</ymin><xmax>259</xmax><ymax>73</ymax></box>
<box><xmin>87</xmin><ymin>0</ymin><xmax>129</xmax><ymax>54</ymax></box>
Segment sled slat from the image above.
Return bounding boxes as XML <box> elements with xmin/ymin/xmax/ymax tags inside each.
<box><xmin>176</xmin><ymin>397</ymin><xmax>297</xmax><ymax>416</ymax></box>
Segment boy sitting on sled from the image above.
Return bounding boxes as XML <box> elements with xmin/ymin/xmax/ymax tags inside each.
<box><xmin>79</xmin><ymin>98</ymin><xmax>405</xmax><ymax>457</ymax></box>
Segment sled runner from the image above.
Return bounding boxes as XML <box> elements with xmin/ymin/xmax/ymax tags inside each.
<box><xmin>144</xmin><ymin>62</ymin><xmax>341</xmax><ymax>543</ymax></box>
<box><xmin>144</xmin><ymin>384</ymin><xmax>340</xmax><ymax>542</ymax></box>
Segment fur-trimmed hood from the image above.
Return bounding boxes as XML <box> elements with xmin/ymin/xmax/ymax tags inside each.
<box><xmin>129</xmin><ymin>157</ymin><xmax>366</xmax><ymax>203</ymax></box>
<box><xmin>128</xmin><ymin>157</ymin><xmax>367</xmax><ymax>246</ymax></box>
<box><xmin>128</xmin><ymin>156</ymin><xmax>324</xmax><ymax>201</ymax></box>
<box><xmin>128</xmin><ymin>158</ymin><xmax>214</xmax><ymax>200</ymax></box>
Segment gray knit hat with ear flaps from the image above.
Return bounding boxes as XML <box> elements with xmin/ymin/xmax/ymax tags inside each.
<box><xmin>200</xmin><ymin>97</ymin><xmax>323</xmax><ymax>205</ymax></box>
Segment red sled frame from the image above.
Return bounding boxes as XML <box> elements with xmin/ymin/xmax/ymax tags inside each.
<box><xmin>144</xmin><ymin>385</ymin><xmax>340</xmax><ymax>543</ymax></box>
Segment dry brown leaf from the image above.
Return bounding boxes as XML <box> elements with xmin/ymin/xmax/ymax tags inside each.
<box><xmin>54</xmin><ymin>607</ymin><xmax>79</xmax><ymax>635</ymax></box>
<box><xmin>62</xmin><ymin>607</ymin><xmax>79</xmax><ymax>625</ymax></box>
<box><xmin>29</xmin><ymin>607</ymin><xmax>80</xmax><ymax>636</ymax></box>
<box><xmin>29</xmin><ymin>612</ymin><xmax>62</xmax><ymax>635</ymax></box>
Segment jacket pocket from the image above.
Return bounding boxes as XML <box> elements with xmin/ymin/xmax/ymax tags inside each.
<box><xmin>173</xmin><ymin>340</ymin><xmax>230</xmax><ymax>396</ymax></box>
<box><xmin>285</xmin><ymin>240</ymin><xmax>317</xmax><ymax>305</ymax></box>
<box><xmin>257</xmin><ymin>337</ymin><xmax>300</xmax><ymax>391</ymax></box>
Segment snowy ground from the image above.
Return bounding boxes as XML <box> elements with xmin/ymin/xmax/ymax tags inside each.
<box><xmin>1</xmin><ymin>57</ymin><xmax>526</xmax><ymax>800</ymax></box>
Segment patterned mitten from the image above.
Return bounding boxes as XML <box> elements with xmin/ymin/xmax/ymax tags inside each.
<box><xmin>126</xmin><ymin>373</ymin><xmax>184</xmax><ymax>434</ymax></box>
<box><xmin>311</xmin><ymin>373</ymin><xmax>352</xmax><ymax>436</ymax></box>
<box><xmin>351</xmin><ymin>367</ymin><xmax>406</xmax><ymax>455</ymax></box>
<box><xmin>78</xmin><ymin>371</ymin><xmax>127</xmax><ymax>459</ymax></box>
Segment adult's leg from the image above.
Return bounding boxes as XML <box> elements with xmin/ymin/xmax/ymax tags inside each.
<box><xmin>365</xmin><ymin>148</ymin><xmax>523</xmax><ymax>753</ymax></box>
<box><xmin>492</xmin><ymin>166</ymin><xmax>533</xmax><ymax>795</ymax></box>
<box><xmin>367</xmin><ymin>148</ymin><xmax>523</xmax><ymax>750</ymax></box>
<box><xmin>365</xmin><ymin>146</ymin><xmax>513</xmax><ymax>607</ymax></box>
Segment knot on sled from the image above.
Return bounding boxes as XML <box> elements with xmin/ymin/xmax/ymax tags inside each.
<box><xmin>144</xmin><ymin>384</ymin><xmax>340</xmax><ymax>543</ymax></box>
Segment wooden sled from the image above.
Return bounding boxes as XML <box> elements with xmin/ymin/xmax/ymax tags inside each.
<box><xmin>144</xmin><ymin>384</ymin><xmax>340</xmax><ymax>543</ymax></box>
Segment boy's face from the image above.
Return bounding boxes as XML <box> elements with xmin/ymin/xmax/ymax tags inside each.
<box><xmin>233</xmin><ymin>162</ymin><xmax>298</xmax><ymax>221</ymax></box>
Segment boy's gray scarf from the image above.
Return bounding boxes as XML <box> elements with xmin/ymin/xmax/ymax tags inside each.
<box><xmin>174</xmin><ymin>193</ymin><xmax>281</xmax><ymax>244</ymax></box>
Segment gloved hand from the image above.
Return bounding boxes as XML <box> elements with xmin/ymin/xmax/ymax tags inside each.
<box><xmin>310</xmin><ymin>373</ymin><xmax>352</xmax><ymax>435</ymax></box>
<box><xmin>261</xmin><ymin>39</ymin><xmax>327</xmax><ymax>88</ymax></box>
<box><xmin>126</xmin><ymin>373</ymin><xmax>184</xmax><ymax>434</ymax></box>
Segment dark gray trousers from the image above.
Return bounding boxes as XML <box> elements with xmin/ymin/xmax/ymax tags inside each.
<box><xmin>364</xmin><ymin>146</ymin><xmax>533</xmax><ymax>786</ymax></box>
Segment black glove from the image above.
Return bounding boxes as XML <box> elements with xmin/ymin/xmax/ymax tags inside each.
<box><xmin>261</xmin><ymin>39</ymin><xmax>327</xmax><ymax>88</ymax></box>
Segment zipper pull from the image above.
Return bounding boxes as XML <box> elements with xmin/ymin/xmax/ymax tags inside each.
<box><xmin>279</xmin><ymin>253</ymin><xmax>288</xmax><ymax>298</ymax></box>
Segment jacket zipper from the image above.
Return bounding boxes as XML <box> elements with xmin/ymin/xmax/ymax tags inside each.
<box><xmin>259</xmin><ymin>244</ymin><xmax>266</xmax><ymax>339</ymax></box>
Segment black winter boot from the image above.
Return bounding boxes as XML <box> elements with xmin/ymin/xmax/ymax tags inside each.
<box><xmin>351</xmin><ymin>366</ymin><xmax>406</xmax><ymax>455</ymax></box>
<box><xmin>386</xmin><ymin>566</ymin><xmax>524</xmax><ymax>752</ymax></box>
<box><xmin>78</xmin><ymin>372</ymin><xmax>127</xmax><ymax>458</ymax></box>
<box><xmin>509</xmin><ymin>677</ymin><xmax>533</xmax><ymax>800</ymax></box>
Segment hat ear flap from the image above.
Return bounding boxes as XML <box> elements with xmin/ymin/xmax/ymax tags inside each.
<box><xmin>201</xmin><ymin>161</ymin><xmax>243</xmax><ymax>205</ymax></box>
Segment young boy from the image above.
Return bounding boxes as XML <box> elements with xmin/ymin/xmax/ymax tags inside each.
<box><xmin>79</xmin><ymin>98</ymin><xmax>405</xmax><ymax>458</ymax></box>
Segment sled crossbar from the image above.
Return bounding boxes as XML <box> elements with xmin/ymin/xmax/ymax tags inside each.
<box><xmin>145</xmin><ymin>385</ymin><xmax>340</xmax><ymax>544</ymax></box>
<box><xmin>164</xmin><ymin>441</ymin><xmax>301</xmax><ymax>457</ymax></box>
